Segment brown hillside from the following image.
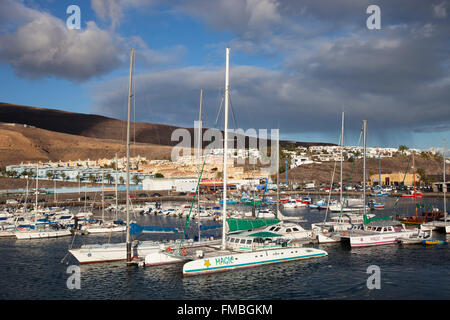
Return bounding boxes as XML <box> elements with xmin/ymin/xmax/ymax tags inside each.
<box><xmin>283</xmin><ymin>155</ymin><xmax>449</xmax><ymax>184</ymax></box>
<box><xmin>0</xmin><ymin>102</ymin><xmax>335</xmax><ymax>149</ymax></box>
<box><xmin>0</xmin><ymin>123</ymin><xmax>173</xmax><ymax>166</ymax></box>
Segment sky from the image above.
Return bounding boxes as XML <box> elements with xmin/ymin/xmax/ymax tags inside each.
<box><xmin>0</xmin><ymin>0</ymin><xmax>449</xmax><ymax>151</ymax></box>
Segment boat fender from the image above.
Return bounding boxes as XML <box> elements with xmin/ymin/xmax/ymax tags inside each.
<box><xmin>167</xmin><ymin>246</ymin><xmax>172</xmax><ymax>253</ymax></box>
<box><xmin>181</xmin><ymin>248</ymin><xmax>187</xmax><ymax>255</ymax></box>
<box><xmin>323</xmin><ymin>230</ymin><xmax>328</xmax><ymax>235</ymax></box>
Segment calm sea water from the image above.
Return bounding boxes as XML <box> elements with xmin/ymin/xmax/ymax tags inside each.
<box><xmin>1</xmin><ymin>196</ymin><xmax>449</xmax><ymax>300</ymax></box>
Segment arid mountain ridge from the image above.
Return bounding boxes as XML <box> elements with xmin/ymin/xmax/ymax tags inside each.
<box><xmin>0</xmin><ymin>102</ymin><xmax>333</xmax><ymax>166</ymax></box>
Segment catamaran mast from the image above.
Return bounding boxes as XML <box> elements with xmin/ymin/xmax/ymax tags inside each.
<box><xmin>197</xmin><ymin>88</ymin><xmax>203</xmax><ymax>242</ymax></box>
<box><xmin>222</xmin><ymin>47</ymin><xmax>230</xmax><ymax>251</ymax></box>
<box><xmin>126</xmin><ymin>48</ymin><xmax>135</xmax><ymax>264</ymax></box>
<box><xmin>413</xmin><ymin>152</ymin><xmax>417</xmax><ymax>217</ymax></box>
<box><xmin>363</xmin><ymin>120</ymin><xmax>367</xmax><ymax>216</ymax></box>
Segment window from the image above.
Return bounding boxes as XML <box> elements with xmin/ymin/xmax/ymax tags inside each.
<box><xmin>292</xmin><ymin>228</ymin><xmax>299</xmax><ymax>231</ymax></box>
<box><xmin>240</xmin><ymin>239</ymin><xmax>246</xmax><ymax>244</ymax></box>
<box><xmin>274</xmin><ymin>227</ymin><xmax>281</xmax><ymax>231</ymax></box>
<box><xmin>286</xmin><ymin>228</ymin><xmax>292</xmax><ymax>233</ymax></box>
<box><xmin>246</xmin><ymin>240</ymin><xmax>252</xmax><ymax>245</ymax></box>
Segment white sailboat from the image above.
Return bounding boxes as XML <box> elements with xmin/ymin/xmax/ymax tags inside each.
<box><xmin>69</xmin><ymin>49</ymin><xmax>218</xmax><ymax>264</ymax></box>
<box><xmin>69</xmin><ymin>49</ymin><xmax>160</xmax><ymax>263</ymax></box>
<box><xmin>15</xmin><ymin>164</ymin><xmax>71</xmax><ymax>240</ymax></box>
<box><xmin>182</xmin><ymin>48</ymin><xmax>327</xmax><ymax>276</ymax></box>
<box><xmin>83</xmin><ymin>170</ymin><xmax>126</xmax><ymax>234</ymax></box>
<box><xmin>312</xmin><ymin>114</ymin><xmax>372</xmax><ymax>243</ymax></box>
<box><xmin>422</xmin><ymin>139</ymin><xmax>449</xmax><ymax>233</ymax></box>
<box><xmin>339</xmin><ymin>121</ymin><xmax>415</xmax><ymax>247</ymax></box>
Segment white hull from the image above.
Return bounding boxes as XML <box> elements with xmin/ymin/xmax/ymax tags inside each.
<box><xmin>183</xmin><ymin>247</ymin><xmax>327</xmax><ymax>276</ymax></box>
<box><xmin>344</xmin><ymin>230</ymin><xmax>416</xmax><ymax>247</ymax></box>
<box><xmin>15</xmin><ymin>229</ymin><xmax>72</xmax><ymax>240</ymax></box>
<box><xmin>145</xmin><ymin>252</ymin><xmax>185</xmax><ymax>266</ymax></box>
<box><xmin>316</xmin><ymin>233</ymin><xmax>341</xmax><ymax>243</ymax></box>
<box><xmin>86</xmin><ymin>226</ymin><xmax>126</xmax><ymax>234</ymax></box>
<box><xmin>69</xmin><ymin>241</ymin><xmax>162</xmax><ymax>264</ymax></box>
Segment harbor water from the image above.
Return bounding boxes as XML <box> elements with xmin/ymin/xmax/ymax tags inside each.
<box><xmin>1</xmin><ymin>196</ymin><xmax>449</xmax><ymax>300</ymax></box>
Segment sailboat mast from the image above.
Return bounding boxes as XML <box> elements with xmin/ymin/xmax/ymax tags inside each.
<box><xmin>222</xmin><ymin>47</ymin><xmax>230</xmax><ymax>251</ymax></box>
<box><xmin>198</xmin><ymin>88</ymin><xmax>203</xmax><ymax>241</ymax></box>
<box><xmin>101</xmin><ymin>169</ymin><xmax>105</xmax><ymax>222</ymax></box>
<box><xmin>444</xmin><ymin>139</ymin><xmax>447</xmax><ymax>223</ymax></box>
<box><xmin>413</xmin><ymin>152</ymin><xmax>417</xmax><ymax>217</ymax></box>
<box><xmin>115</xmin><ymin>153</ymin><xmax>118</xmax><ymax>220</ymax></box>
<box><xmin>340</xmin><ymin>112</ymin><xmax>344</xmax><ymax>203</ymax></box>
<box><xmin>276</xmin><ymin>134</ymin><xmax>280</xmax><ymax>218</ymax></box>
<box><xmin>126</xmin><ymin>48</ymin><xmax>135</xmax><ymax>264</ymax></box>
<box><xmin>35</xmin><ymin>164</ymin><xmax>38</xmax><ymax>221</ymax></box>
<box><xmin>363</xmin><ymin>120</ymin><xmax>367</xmax><ymax>216</ymax></box>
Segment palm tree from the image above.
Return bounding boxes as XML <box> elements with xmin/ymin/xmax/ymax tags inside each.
<box><xmin>88</xmin><ymin>174</ymin><xmax>96</xmax><ymax>185</ymax></box>
<box><xmin>132</xmin><ymin>175</ymin><xmax>142</xmax><ymax>186</ymax></box>
<box><xmin>105</xmin><ymin>173</ymin><xmax>113</xmax><ymax>184</ymax></box>
<box><xmin>46</xmin><ymin>172</ymin><xmax>54</xmax><ymax>180</ymax></box>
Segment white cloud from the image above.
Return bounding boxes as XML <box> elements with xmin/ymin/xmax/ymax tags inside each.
<box><xmin>0</xmin><ymin>9</ymin><xmax>123</xmax><ymax>81</ymax></box>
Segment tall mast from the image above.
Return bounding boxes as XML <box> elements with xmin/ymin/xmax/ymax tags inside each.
<box><xmin>444</xmin><ymin>139</ymin><xmax>447</xmax><ymax>223</ymax></box>
<box><xmin>101</xmin><ymin>169</ymin><xmax>105</xmax><ymax>222</ymax></box>
<box><xmin>276</xmin><ymin>134</ymin><xmax>280</xmax><ymax>218</ymax></box>
<box><xmin>363</xmin><ymin>120</ymin><xmax>367</xmax><ymax>216</ymax></box>
<box><xmin>115</xmin><ymin>153</ymin><xmax>118</xmax><ymax>220</ymax></box>
<box><xmin>126</xmin><ymin>48</ymin><xmax>135</xmax><ymax>264</ymax></box>
<box><xmin>413</xmin><ymin>152</ymin><xmax>417</xmax><ymax>217</ymax></box>
<box><xmin>35</xmin><ymin>164</ymin><xmax>38</xmax><ymax>222</ymax></box>
<box><xmin>198</xmin><ymin>89</ymin><xmax>203</xmax><ymax>242</ymax></box>
<box><xmin>222</xmin><ymin>47</ymin><xmax>230</xmax><ymax>251</ymax></box>
<box><xmin>340</xmin><ymin>112</ymin><xmax>344</xmax><ymax>203</ymax></box>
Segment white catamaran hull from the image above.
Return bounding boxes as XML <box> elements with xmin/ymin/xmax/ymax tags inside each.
<box><xmin>182</xmin><ymin>247</ymin><xmax>328</xmax><ymax>276</ymax></box>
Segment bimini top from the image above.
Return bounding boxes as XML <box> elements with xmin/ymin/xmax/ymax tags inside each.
<box><xmin>226</xmin><ymin>218</ymin><xmax>280</xmax><ymax>233</ymax></box>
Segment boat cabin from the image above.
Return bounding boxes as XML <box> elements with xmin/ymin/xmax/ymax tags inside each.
<box><xmin>226</xmin><ymin>232</ymin><xmax>289</xmax><ymax>252</ymax></box>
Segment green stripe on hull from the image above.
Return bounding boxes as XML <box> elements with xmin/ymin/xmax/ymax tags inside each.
<box><xmin>184</xmin><ymin>253</ymin><xmax>327</xmax><ymax>275</ymax></box>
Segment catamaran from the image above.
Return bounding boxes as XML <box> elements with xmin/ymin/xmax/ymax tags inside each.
<box><xmin>181</xmin><ymin>48</ymin><xmax>327</xmax><ymax>276</ymax></box>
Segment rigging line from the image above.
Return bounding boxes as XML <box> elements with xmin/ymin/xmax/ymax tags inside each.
<box><xmin>178</xmin><ymin>111</ymin><xmax>223</xmax><ymax>252</ymax></box>
<box><xmin>338</xmin><ymin>125</ymin><xmax>363</xmax><ymax>222</ymax></box>
<box><xmin>215</xmin><ymin>95</ymin><xmax>224</xmax><ymax>127</ymax></box>
<box><xmin>228</xmin><ymin>94</ymin><xmax>239</xmax><ymax>131</ymax></box>
<box><xmin>392</xmin><ymin>156</ymin><xmax>411</xmax><ymax>211</ymax></box>
<box><xmin>324</xmin><ymin>133</ymin><xmax>340</xmax><ymax>223</ymax></box>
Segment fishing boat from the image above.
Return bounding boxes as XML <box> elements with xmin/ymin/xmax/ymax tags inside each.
<box><xmin>422</xmin><ymin>239</ymin><xmax>448</xmax><ymax>245</ymax></box>
<box><xmin>401</xmin><ymin>191</ymin><xmax>423</xmax><ymax>198</ymax></box>
<box><xmin>397</xmin><ymin>228</ymin><xmax>432</xmax><ymax>245</ymax></box>
<box><xmin>371</xmin><ymin>190</ymin><xmax>389</xmax><ymax>197</ymax></box>
<box><xmin>368</xmin><ymin>200</ymin><xmax>385</xmax><ymax>210</ymax></box>
<box><xmin>340</xmin><ymin>218</ymin><xmax>416</xmax><ymax>247</ymax></box>
<box><xmin>282</xmin><ymin>199</ymin><xmax>298</xmax><ymax>209</ymax></box>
